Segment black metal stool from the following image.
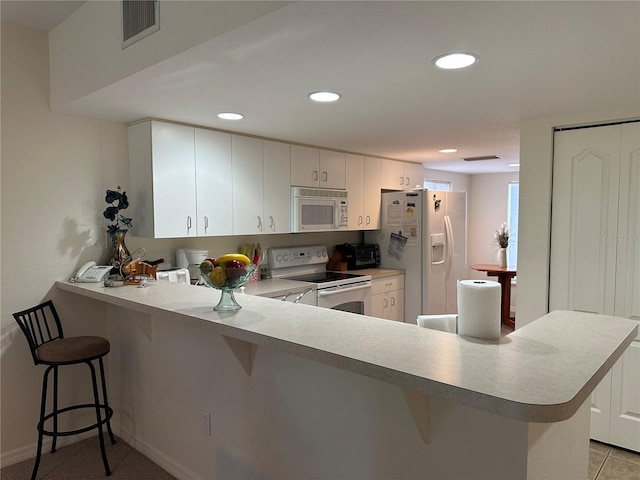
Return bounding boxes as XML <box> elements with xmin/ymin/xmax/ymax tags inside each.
<box><xmin>13</xmin><ymin>300</ymin><xmax>116</xmax><ymax>479</ymax></box>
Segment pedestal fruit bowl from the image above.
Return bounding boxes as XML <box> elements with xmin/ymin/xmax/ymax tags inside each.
<box><xmin>199</xmin><ymin>254</ymin><xmax>256</xmax><ymax>311</ymax></box>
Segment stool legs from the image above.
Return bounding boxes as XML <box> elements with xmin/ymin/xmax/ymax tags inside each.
<box><xmin>51</xmin><ymin>365</ymin><xmax>59</xmax><ymax>453</ymax></box>
<box><xmin>32</xmin><ymin>366</ymin><xmax>54</xmax><ymax>480</ymax></box>
<box><xmin>98</xmin><ymin>357</ymin><xmax>116</xmax><ymax>445</ymax></box>
<box><xmin>87</xmin><ymin>359</ymin><xmax>111</xmax><ymax>476</ymax></box>
<box><xmin>31</xmin><ymin>359</ymin><xmax>115</xmax><ymax>479</ymax></box>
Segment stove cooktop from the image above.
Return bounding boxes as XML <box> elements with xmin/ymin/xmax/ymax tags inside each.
<box><xmin>287</xmin><ymin>271</ymin><xmax>367</xmax><ymax>284</ymax></box>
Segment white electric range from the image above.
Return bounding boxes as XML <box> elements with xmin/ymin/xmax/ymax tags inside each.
<box><xmin>269</xmin><ymin>245</ymin><xmax>372</xmax><ymax>315</ymax></box>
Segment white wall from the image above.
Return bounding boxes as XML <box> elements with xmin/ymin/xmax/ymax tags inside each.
<box><xmin>467</xmin><ymin>172</ymin><xmax>519</xmax><ymax>275</ymax></box>
<box><xmin>423</xmin><ymin>167</ymin><xmax>470</xmax><ymax>193</ymax></box>
<box><xmin>0</xmin><ymin>21</ymin><xmax>359</xmax><ymax>462</ymax></box>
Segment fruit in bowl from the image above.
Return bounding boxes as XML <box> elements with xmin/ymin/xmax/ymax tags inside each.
<box><xmin>199</xmin><ymin>254</ymin><xmax>256</xmax><ymax>311</ymax></box>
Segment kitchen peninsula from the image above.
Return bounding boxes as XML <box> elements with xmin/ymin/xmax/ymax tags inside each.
<box><xmin>56</xmin><ymin>280</ymin><xmax>637</xmax><ymax>480</ymax></box>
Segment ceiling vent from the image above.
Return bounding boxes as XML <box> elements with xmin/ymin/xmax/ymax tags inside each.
<box><xmin>122</xmin><ymin>0</ymin><xmax>159</xmax><ymax>49</ymax></box>
<box><xmin>462</xmin><ymin>155</ymin><xmax>502</xmax><ymax>161</ymax></box>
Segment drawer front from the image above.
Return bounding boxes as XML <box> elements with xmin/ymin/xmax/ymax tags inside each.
<box><xmin>371</xmin><ymin>275</ymin><xmax>404</xmax><ymax>295</ymax></box>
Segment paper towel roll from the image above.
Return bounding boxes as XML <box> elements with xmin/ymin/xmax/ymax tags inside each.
<box><xmin>417</xmin><ymin>314</ymin><xmax>458</xmax><ymax>333</ymax></box>
<box><xmin>457</xmin><ymin>280</ymin><xmax>501</xmax><ymax>341</ymax></box>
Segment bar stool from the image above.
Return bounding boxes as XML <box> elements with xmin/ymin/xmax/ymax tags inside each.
<box><xmin>13</xmin><ymin>300</ymin><xmax>116</xmax><ymax>479</ymax></box>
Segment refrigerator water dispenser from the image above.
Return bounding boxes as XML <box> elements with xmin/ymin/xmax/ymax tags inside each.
<box><xmin>431</xmin><ymin>233</ymin><xmax>445</xmax><ymax>264</ymax></box>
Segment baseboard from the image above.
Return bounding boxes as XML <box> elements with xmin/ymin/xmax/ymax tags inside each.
<box><xmin>112</xmin><ymin>423</ymin><xmax>201</xmax><ymax>480</ymax></box>
<box><xmin>0</xmin><ymin>430</ymin><xmax>96</xmax><ymax>467</ymax></box>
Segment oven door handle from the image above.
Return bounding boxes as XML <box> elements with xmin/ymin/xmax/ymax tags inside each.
<box><xmin>317</xmin><ymin>283</ymin><xmax>371</xmax><ymax>297</ymax></box>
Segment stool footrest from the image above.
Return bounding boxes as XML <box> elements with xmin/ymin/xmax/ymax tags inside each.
<box><xmin>38</xmin><ymin>404</ymin><xmax>114</xmax><ymax>437</ymax></box>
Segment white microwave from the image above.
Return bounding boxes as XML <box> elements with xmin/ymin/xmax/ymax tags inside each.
<box><xmin>292</xmin><ymin>187</ymin><xmax>348</xmax><ymax>232</ymax></box>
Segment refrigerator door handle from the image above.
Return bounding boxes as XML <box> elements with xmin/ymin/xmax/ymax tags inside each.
<box><xmin>444</xmin><ymin>215</ymin><xmax>454</xmax><ymax>281</ymax></box>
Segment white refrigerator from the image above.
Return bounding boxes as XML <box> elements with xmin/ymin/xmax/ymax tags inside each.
<box><xmin>365</xmin><ymin>190</ymin><xmax>467</xmax><ymax>324</ymax></box>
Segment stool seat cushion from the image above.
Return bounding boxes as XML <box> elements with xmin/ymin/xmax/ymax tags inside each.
<box><xmin>36</xmin><ymin>336</ymin><xmax>110</xmax><ymax>364</ymax></box>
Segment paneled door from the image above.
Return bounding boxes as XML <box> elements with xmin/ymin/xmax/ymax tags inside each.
<box><xmin>550</xmin><ymin>121</ymin><xmax>640</xmax><ymax>452</ymax></box>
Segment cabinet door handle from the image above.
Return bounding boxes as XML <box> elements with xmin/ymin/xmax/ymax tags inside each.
<box><xmin>383</xmin><ymin>298</ymin><xmax>388</xmax><ymax>308</ymax></box>
<box><xmin>187</xmin><ymin>216</ymin><xmax>192</xmax><ymax>230</ymax></box>
<box><xmin>391</xmin><ymin>297</ymin><xmax>396</xmax><ymax>306</ymax></box>
<box><xmin>323</xmin><ymin>171</ymin><xmax>328</xmax><ymax>182</ymax></box>
<box><xmin>358</xmin><ymin>215</ymin><xmax>363</xmax><ymax>226</ymax></box>
<box><xmin>204</xmin><ymin>216</ymin><xmax>209</xmax><ymax>230</ymax></box>
<box><xmin>405</xmin><ymin>177</ymin><xmax>410</xmax><ymax>186</ymax></box>
<box><xmin>366</xmin><ymin>215</ymin><xmax>371</xmax><ymax>225</ymax></box>
<box><xmin>269</xmin><ymin>215</ymin><xmax>275</xmax><ymax>231</ymax></box>
<box><xmin>257</xmin><ymin>216</ymin><xmax>263</xmax><ymax>232</ymax></box>
<box><xmin>399</xmin><ymin>176</ymin><xmax>404</xmax><ymax>186</ymax></box>
<box><xmin>313</xmin><ymin>170</ymin><xmax>319</xmax><ymax>181</ymax></box>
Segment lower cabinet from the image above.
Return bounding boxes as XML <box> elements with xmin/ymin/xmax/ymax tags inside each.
<box><xmin>370</xmin><ymin>275</ymin><xmax>405</xmax><ymax>322</ymax></box>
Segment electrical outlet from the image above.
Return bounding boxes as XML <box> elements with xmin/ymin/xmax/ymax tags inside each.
<box><xmin>200</xmin><ymin>410</ymin><xmax>211</xmax><ymax>436</ymax></box>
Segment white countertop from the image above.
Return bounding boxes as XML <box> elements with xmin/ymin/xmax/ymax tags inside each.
<box><xmin>56</xmin><ymin>280</ymin><xmax>636</xmax><ymax>423</ymax></box>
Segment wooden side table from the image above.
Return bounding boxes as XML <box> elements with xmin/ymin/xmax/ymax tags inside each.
<box><xmin>469</xmin><ymin>264</ymin><xmax>517</xmax><ymax>329</ymax></box>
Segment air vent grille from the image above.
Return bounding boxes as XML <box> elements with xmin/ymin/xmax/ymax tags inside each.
<box><xmin>122</xmin><ymin>0</ymin><xmax>159</xmax><ymax>49</ymax></box>
<box><xmin>462</xmin><ymin>155</ymin><xmax>502</xmax><ymax>162</ymax></box>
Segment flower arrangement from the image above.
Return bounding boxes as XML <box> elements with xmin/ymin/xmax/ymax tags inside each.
<box><xmin>495</xmin><ymin>222</ymin><xmax>510</xmax><ymax>248</ymax></box>
<box><xmin>103</xmin><ymin>186</ymin><xmax>133</xmax><ymax>233</ymax></box>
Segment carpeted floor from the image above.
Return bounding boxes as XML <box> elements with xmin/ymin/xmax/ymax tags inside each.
<box><xmin>1</xmin><ymin>435</ymin><xmax>176</xmax><ymax>480</ymax></box>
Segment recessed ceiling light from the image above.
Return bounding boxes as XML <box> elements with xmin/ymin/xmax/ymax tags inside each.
<box><xmin>309</xmin><ymin>91</ymin><xmax>341</xmax><ymax>102</ymax></box>
<box><xmin>433</xmin><ymin>52</ymin><xmax>479</xmax><ymax>70</ymax></box>
<box><xmin>217</xmin><ymin>112</ymin><xmax>244</xmax><ymax>120</ymax></box>
<box><xmin>439</xmin><ymin>148</ymin><xmax>458</xmax><ymax>153</ymax></box>
<box><xmin>508</xmin><ymin>163</ymin><xmax>520</xmax><ymax>167</ymax></box>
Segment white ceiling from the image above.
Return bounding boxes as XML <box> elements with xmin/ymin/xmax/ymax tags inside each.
<box><xmin>2</xmin><ymin>1</ymin><xmax>639</xmax><ymax>174</ymax></box>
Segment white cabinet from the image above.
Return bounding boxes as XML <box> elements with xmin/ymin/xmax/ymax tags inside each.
<box><xmin>346</xmin><ymin>154</ymin><xmax>365</xmax><ymax>230</ymax></box>
<box><xmin>291</xmin><ymin>145</ymin><xmax>345</xmax><ymax>189</ymax></box>
<box><xmin>232</xmin><ymin>136</ymin><xmax>291</xmax><ymax>235</ymax></box>
<box><xmin>346</xmin><ymin>155</ymin><xmax>381</xmax><ymax>230</ymax></box>
<box><xmin>129</xmin><ymin>120</ymin><xmax>233</xmax><ymax>238</ymax></box>
<box><xmin>371</xmin><ymin>275</ymin><xmax>405</xmax><ymax>322</ymax></box>
<box><xmin>232</xmin><ymin>135</ymin><xmax>264</xmax><ymax>235</ymax></box>
<box><xmin>195</xmin><ymin>129</ymin><xmax>233</xmax><ymax>236</ymax></box>
<box><xmin>263</xmin><ymin>140</ymin><xmax>291</xmax><ymax>233</ymax></box>
<box><xmin>381</xmin><ymin>159</ymin><xmax>424</xmax><ymax>191</ymax></box>
<box><xmin>404</xmin><ymin>162</ymin><xmax>425</xmax><ymax>190</ymax></box>
<box><xmin>364</xmin><ymin>157</ymin><xmax>382</xmax><ymax>229</ymax></box>
<box><xmin>550</xmin><ymin>121</ymin><xmax>640</xmax><ymax>452</ymax></box>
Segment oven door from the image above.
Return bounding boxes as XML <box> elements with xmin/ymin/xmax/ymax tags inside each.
<box><xmin>316</xmin><ymin>283</ymin><xmax>371</xmax><ymax>315</ymax></box>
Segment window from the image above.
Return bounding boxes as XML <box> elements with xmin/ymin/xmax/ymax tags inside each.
<box><xmin>424</xmin><ymin>179</ymin><xmax>451</xmax><ymax>191</ymax></box>
<box><xmin>507</xmin><ymin>182</ymin><xmax>519</xmax><ymax>267</ymax></box>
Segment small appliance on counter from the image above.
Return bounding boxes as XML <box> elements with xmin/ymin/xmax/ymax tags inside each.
<box><xmin>334</xmin><ymin>243</ymin><xmax>380</xmax><ymax>270</ymax></box>
<box><xmin>156</xmin><ymin>268</ymin><xmax>190</xmax><ymax>284</ymax></box>
<box><xmin>176</xmin><ymin>248</ymin><xmax>209</xmax><ymax>284</ymax></box>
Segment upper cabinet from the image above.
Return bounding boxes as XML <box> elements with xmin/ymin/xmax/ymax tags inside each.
<box><xmin>263</xmin><ymin>140</ymin><xmax>292</xmax><ymax>234</ymax></box>
<box><xmin>195</xmin><ymin>129</ymin><xmax>233</xmax><ymax>236</ymax></box>
<box><xmin>232</xmin><ymin>136</ymin><xmax>291</xmax><ymax>235</ymax></box>
<box><xmin>346</xmin><ymin>155</ymin><xmax>382</xmax><ymax>231</ymax></box>
<box><xmin>291</xmin><ymin>145</ymin><xmax>346</xmax><ymax>189</ymax></box>
<box><xmin>381</xmin><ymin>159</ymin><xmax>424</xmax><ymax>191</ymax></box>
<box><xmin>232</xmin><ymin>135</ymin><xmax>264</xmax><ymax>235</ymax></box>
<box><xmin>346</xmin><ymin>154</ymin><xmax>365</xmax><ymax>230</ymax></box>
<box><xmin>129</xmin><ymin>120</ymin><xmax>233</xmax><ymax>238</ymax></box>
<box><xmin>363</xmin><ymin>157</ymin><xmax>382</xmax><ymax>229</ymax></box>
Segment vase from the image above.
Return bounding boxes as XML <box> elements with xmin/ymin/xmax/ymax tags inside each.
<box><xmin>498</xmin><ymin>247</ymin><xmax>508</xmax><ymax>268</ymax></box>
<box><xmin>107</xmin><ymin>229</ymin><xmax>131</xmax><ymax>269</ymax></box>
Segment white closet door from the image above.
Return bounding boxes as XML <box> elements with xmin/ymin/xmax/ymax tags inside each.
<box><xmin>549</xmin><ymin>125</ymin><xmax>621</xmax><ymax>314</ymax></box>
<box><xmin>609</xmin><ymin>122</ymin><xmax>640</xmax><ymax>451</ymax></box>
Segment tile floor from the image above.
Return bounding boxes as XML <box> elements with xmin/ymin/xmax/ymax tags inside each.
<box><xmin>589</xmin><ymin>440</ymin><xmax>640</xmax><ymax>480</ymax></box>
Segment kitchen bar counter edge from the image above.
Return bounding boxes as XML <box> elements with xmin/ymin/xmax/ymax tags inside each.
<box><xmin>56</xmin><ymin>280</ymin><xmax>637</xmax><ymax>424</ymax></box>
